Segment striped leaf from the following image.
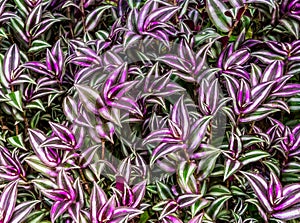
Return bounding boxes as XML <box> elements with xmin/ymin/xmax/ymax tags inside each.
<box><xmin>3</xmin><ymin>44</ymin><xmax>20</xmax><ymax>84</ymax></box>
<box><xmin>240</xmin><ymin>150</ymin><xmax>270</xmax><ymax>166</ymax></box>
<box><xmin>7</xmin><ymin>133</ymin><xmax>26</xmax><ymax>150</ymax></box>
<box><xmin>28</xmin><ymin>40</ymin><xmax>51</xmax><ymax>53</ymax></box>
<box><xmin>206</xmin><ymin>0</ymin><xmax>232</xmax><ymax>32</ymax></box>
<box><xmin>85</xmin><ymin>5</ymin><xmax>112</xmax><ymax>31</ymax></box>
<box><xmin>6</xmin><ymin>90</ymin><xmax>23</xmax><ymax>112</ymax></box>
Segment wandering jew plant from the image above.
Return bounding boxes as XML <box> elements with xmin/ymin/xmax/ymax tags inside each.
<box><xmin>0</xmin><ymin>0</ymin><xmax>300</xmax><ymax>222</ymax></box>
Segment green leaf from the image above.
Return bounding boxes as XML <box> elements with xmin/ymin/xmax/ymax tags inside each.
<box><xmin>206</xmin><ymin>0</ymin><xmax>232</xmax><ymax>32</ymax></box>
<box><xmin>6</xmin><ymin>90</ymin><xmax>23</xmax><ymax>112</ymax></box>
<box><xmin>263</xmin><ymin>160</ymin><xmax>280</xmax><ymax>176</ymax></box>
<box><xmin>223</xmin><ymin>159</ymin><xmax>241</xmax><ymax>181</ymax></box>
<box><xmin>7</xmin><ymin>133</ymin><xmax>26</xmax><ymax>150</ymax></box>
<box><xmin>208</xmin><ymin>185</ymin><xmax>231</xmax><ymax>197</ymax></box>
<box><xmin>207</xmin><ymin>195</ymin><xmax>232</xmax><ymax>220</ymax></box>
<box><xmin>240</xmin><ymin>150</ymin><xmax>270</xmax><ymax>166</ymax></box>
<box><xmin>26</xmin><ymin>99</ymin><xmax>45</xmax><ymax>111</ymax></box>
<box><xmin>241</xmin><ymin>135</ymin><xmax>265</xmax><ymax>148</ymax></box>
<box><xmin>177</xmin><ymin>161</ymin><xmax>197</xmax><ymax>193</ymax></box>
<box><xmin>195</xmin><ymin>144</ymin><xmax>222</xmax><ymax>181</ymax></box>
<box><xmin>191</xmin><ymin>199</ymin><xmax>211</xmax><ymax>217</ymax></box>
<box><xmin>239</xmin><ymin>108</ymin><xmax>280</xmax><ymax>123</ymax></box>
<box><xmin>26</xmin><ymin>210</ymin><xmax>48</xmax><ymax>223</ymax></box>
<box><xmin>30</xmin><ymin>111</ymin><xmax>41</xmax><ymax>128</ymax></box>
<box><xmin>25</xmin><ymin>156</ymin><xmax>57</xmax><ymax>178</ymax></box>
<box><xmin>32</xmin><ymin>178</ymin><xmax>57</xmax><ymax>191</ymax></box>
<box><xmin>28</xmin><ymin>40</ymin><xmax>52</xmax><ymax>53</ymax></box>
<box><xmin>280</xmin><ymin>18</ymin><xmax>299</xmax><ymax>39</ymax></box>
<box><xmin>156</xmin><ymin>181</ymin><xmax>174</xmax><ymax>200</ymax></box>
<box><xmin>0</xmin><ymin>27</ymin><xmax>8</xmax><ymax>39</ymax></box>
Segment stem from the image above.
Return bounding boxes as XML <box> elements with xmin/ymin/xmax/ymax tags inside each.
<box><xmin>66</xmin><ymin>7</ymin><xmax>74</xmax><ymax>38</ymax></box>
<box><xmin>101</xmin><ymin>139</ymin><xmax>105</xmax><ymax>159</ymax></box>
<box><xmin>23</xmin><ymin>109</ymin><xmax>29</xmax><ymax>137</ymax></box>
<box><xmin>20</xmin><ymin>174</ymin><xmax>28</xmax><ymax>182</ymax></box>
<box><xmin>80</xmin><ymin>0</ymin><xmax>86</xmax><ymax>33</ymax></box>
<box><xmin>10</xmin><ymin>85</ymin><xmax>19</xmax><ymax>135</ymax></box>
<box><xmin>173</xmin><ymin>0</ymin><xmax>178</xmax><ymax>23</ymax></box>
<box><xmin>248</xmin><ymin>121</ymin><xmax>255</xmax><ymax>134</ymax></box>
<box><xmin>225</xmin><ymin>4</ymin><xmax>248</xmax><ymax>48</ymax></box>
<box><xmin>79</xmin><ymin>168</ymin><xmax>90</xmax><ymax>194</ymax></box>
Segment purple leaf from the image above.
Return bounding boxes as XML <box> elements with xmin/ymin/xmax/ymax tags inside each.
<box><xmin>49</xmin><ymin>122</ymin><xmax>76</xmax><ymax>147</ymax></box>
<box><xmin>268</xmin><ymin>172</ymin><xmax>283</xmax><ymax>205</ymax></box>
<box><xmin>273</xmin><ymin>207</ymin><xmax>300</xmax><ymax>220</ymax></box>
<box><xmin>241</xmin><ymin>171</ymin><xmax>272</xmax><ymax>212</ymax></box>
<box><xmin>90</xmin><ymin>182</ymin><xmax>108</xmax><ymax>222</ymax></box>
<box><xmin>3</xmin><ymin>44</ymin><xmax>20</xmax><ymax>84</ymax></box>
<box><xmin>177</xmin><ymin>194</ymin><xmax>202</xmax><ymax>208</ymax></box>
<box><xmin>261</xmin><ymin>60</ymin><xmax>284</xmax><ymax>83</ymax></box>
<box><xmin>97</xmin><ymin>195</ymin><xmax>115</xmax><ymax>222</ymax></box>
<box><xmin>10</xmin><ymin>200</ymin><xmax>40</xmax><ymax>223</ymax></box>
<box><xmin>25</xmin><ymin>4</ymin><xmax>42</xmax><ymax>37</ymax></box>
<box><xmin>50</xmin><ymin>200</ymin><xmax>72</xmax><ymax>223</ymax></box>
<box><xmin>0</xmin><ymin>180</ymin><xmax>19</xmax><ymax>223</ymax></box>
<box><xmin>132</xmin><ymin>180</ymin><xmax>147</xmax><ymax>208</ymax></box>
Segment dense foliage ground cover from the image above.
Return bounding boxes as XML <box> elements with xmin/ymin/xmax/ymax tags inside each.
<box><xmin>0</xmin><ymin>0</ymin><xmax>300</xmax><ymax>222</ymax></box>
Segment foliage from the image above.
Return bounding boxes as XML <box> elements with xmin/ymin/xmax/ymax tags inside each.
<box><xmin>0</xmin><ymin>0</ymin><xmax>300</xmax><ymax>222</ymax></box>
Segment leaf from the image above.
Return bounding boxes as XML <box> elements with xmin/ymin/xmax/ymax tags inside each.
<box><xmin>6</xmin><ymin>90</ymin><xmax>23</xmax><ymax>112</ymax></box>
<box><xmin>28</xmin><ymin>40</ymin><xmax>52</xmax><ymax>53</ymax></box>
<box><xmin>25</xmin><ymin>4</ymin><xmax>42</xmax><ymax>37</ymax></box>
<box><xmin>272</xmin><ymin>208</ymin><xmax>300</xmax><ymax>221</ymax></box>
<box><xmin>10</xmin><ymin>200</ymin><xmax>40</xmax><ymax>223</ymax></box>
<box><xmin>90</xmin><ymin>182</ymin><xmax>108</xmax><ymax>222</ymax></box>
<box><xmin>25</xmin><ymin>210</ymin><xmax>47</xmax><ymax>223</ymax></box>
<box><xmin>208</xmin><ymin>185</ymin><xmax>231</xmax><ymax>197</ymax></box>
<box><xmin>261</xmin><ymin>60</ymin><xmax>284</xmax><ymax>83</ymax></box>
<box><xmin>50</xmin><ymin>200</ymin><xmax>72</xmax><ymax>223</ymax></box>
<box><xmin>192</xmin><ymin>144</ymin><xmax>221</xmax><ymax>181</ymax></box>
<box><xmin>241</xmin><ymin>171</ymin><xmax>272</xmax><ymax>212</ymax></box>
<box><xmin>3</xmin><ymin>44</ymin><xmax>20</xmax><ymax>83</ymax></box>
<box><xmin>25</xmin><ymin>99</ymin><xmax>45</xmax><ymax>111</ymax></box>
<box><xmin>187</xmin><ymin>116</ymin><xmax>213</xmax><ymax>152</ymax></box>
<box><xmin>74</xmin><ymin>84</ymin><xmax>104</xmax><ymax>115</ymax></box>
<box><xmin>9</xmin><ymin>17</ymin><xmax>29</xmax><ymax>43</ymax></box>
<box><xmin>49</xmin><ymin>122</ymin><xmax>76</xmax><ymax>147</ymax></box>
<box><xmin>280</xmin><ymin>18</ymin><xmax>299</xmax><ymax>39</ymax></box>
<box><xmin>206</xmin><ymin>0</ymin><xmax>232</xmax><ymax>32</ymax></box>
<box><xmin>25</xmin><ymin>155</ymin><xmax>58</xmax><ymax>177</ymax></box>
<box><xmin>156</xmin><ymin>181</ymin><xmax>175</xmax><ymax>200</ymax></box>
<box><xmin>268</xmin><ymin>171</ymin><xmax>282</xmax><ymax>205</ymax></box>
<box><xmin>223</xmin><ymin>159</ymin><xmax>241</xmax><ymax>181</ymax></box>
<box><xmin>240</xmin><ymin>108</ymin><xmax>280</xmax><ymax>123</ymax></box>
<box><xmin>85</xmin><ymin>5</ymin><xmax>112</xmax><ymax>31</ymax></box>
<box><xmin>191</xmin><ymin>199</ymin><xmax>210</xmax><ymax>218</ymax></box>
<box><xmin>0</xmin><ymin>180</ymin><xmax>19</xmax><ymax>223</ymax></box>
<box><xmin>240</xmin><ymin>150</ymin><xmax>270</xmax><ymax>166</ymax></box>
<box><xmin>7</xmin><ymin>133</ymin><xmax>26</xmax><ymax>150</ymax></box>
<box><xmin>159</xmin><ymin>200</ymin><xmax>178</xmax><ymax>220</ymax></box>
<box><xmin>189</xmin><ymin>213</ymin><xmax>204</xmax><ymax>223</ymax></box>
<box><xmin>206</xmin><ymin>195</ymin><xmax>232</xmax><ymax>220</ymax></box>
<box><xmin>177</xmin><ymin>161</ymin><xmax>197</xmax><ymax>193</ymax></box>
<box><xmin>31</xmin><ymin>18</ymin><xmax>61</xmax><ymax>39</ymax></box>
<box><xmin>150</xmin><ymin>143</ymin><xmax>186</xmax><ymax>167</ymax></box>
<box><xmin>177</xmin><ymin>194</ymin><xmax>202</xmax><ymax>208</ymax></box>
<box><xmin>79</xmin><ymin>145</ymin><xmax>100</xmax><ymax>168</ymax></box>
<box><xmin>32</xmin><ymin>178</ymin><xmax>57</xmax><ymax>191</ymax></box>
